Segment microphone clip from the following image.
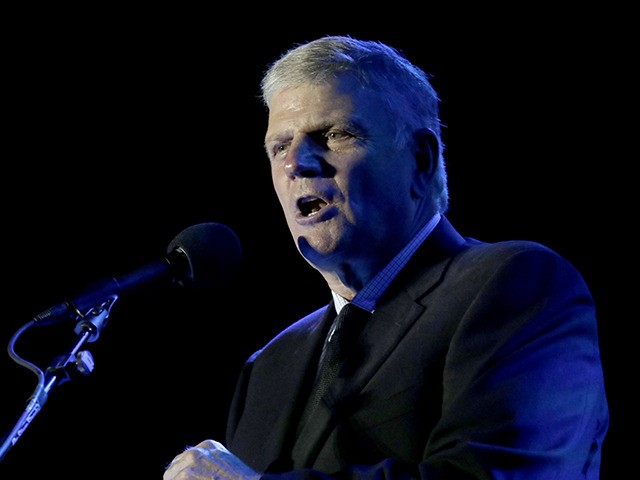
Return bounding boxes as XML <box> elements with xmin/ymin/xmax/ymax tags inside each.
<box><xmin>72</xmin><ymin>295</ymin><xmax>118</xmax><ymax>343</ymax></box>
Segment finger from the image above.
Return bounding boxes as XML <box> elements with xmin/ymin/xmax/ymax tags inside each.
<box><xmin>195</xmin><ymin>439</ymin><xmax>229</xmax><ymax>452</ymax></box>
<box><xmin>163</xmin><ymin>445</ymin><xmax>193</xmax><ymax>479</ymax></box>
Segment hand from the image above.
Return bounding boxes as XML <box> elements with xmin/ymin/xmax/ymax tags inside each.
<box><xmin>163</xmin><ymin>439</ymin><xmax>261</xmax><ymax>480</ymax></box>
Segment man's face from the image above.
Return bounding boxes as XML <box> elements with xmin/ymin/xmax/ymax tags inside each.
<box><xmin>264</xmin><ymin>76</ymin><xmax>419</xmax><ymax>282</ymax></box>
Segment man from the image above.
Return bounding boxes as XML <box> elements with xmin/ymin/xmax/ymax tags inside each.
<box><xmin>164</xmin><ymin>35</ymin><xmax>609</xmax><ymax>479</ymax></box>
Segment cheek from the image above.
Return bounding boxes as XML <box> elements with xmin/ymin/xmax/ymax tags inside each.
<box><xmin>271</xmin><ymin>169</ymin><xmax>288</xmax><ymax>206</ymax></box>
<box><xmin>346</xmin><ymin>180</ymin><xmax>400</xmax><ymax>229</ymax></box>
<box><xmin>365</xmin><ymin>173</ymin><xmax>414</xmax><ymax>227</ymax></box>
<box><xmin>362</xmin><ymin>163</ymin><xmax>413</xmax><ymax>204</ymax></box>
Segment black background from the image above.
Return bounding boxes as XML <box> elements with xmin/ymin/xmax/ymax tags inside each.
<box><xmin>0</xmin><ymin>6</ymin><xmax>631</xmax><ymax>479</ymax></box>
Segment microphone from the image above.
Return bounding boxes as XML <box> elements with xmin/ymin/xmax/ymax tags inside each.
<box><xmin>32</xmin><ymin>222</ymin><xmax>242</xmax><ymax>326</ymax></box>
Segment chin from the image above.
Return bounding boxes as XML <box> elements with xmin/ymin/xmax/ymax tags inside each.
<box><xmin>297</xmin><ymin>234</ymin><xmax>339</xmax><ymax>266</ymax></box>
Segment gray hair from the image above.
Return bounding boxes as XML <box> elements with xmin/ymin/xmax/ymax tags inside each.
<box><xmin>260</xmin><ymin>35</ymin><xmax>449</xmax><ymax>213</ymax></box>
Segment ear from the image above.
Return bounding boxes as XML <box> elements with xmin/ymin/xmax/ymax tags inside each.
<box><xmin>410</xmin><ymin>128</ymin><xmax>439</xmax><ymax>198</ymax></box>
<box><xmin>413</xmin><ymin>128</ymin><xmax>439</xmax><ymax>175</ymax></box>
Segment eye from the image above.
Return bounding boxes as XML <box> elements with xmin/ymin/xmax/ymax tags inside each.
<box><xmin>268</xmin><ymin>142</ymin><xmax>289</xmax><ymax>160</ymax></box>
<box><xmin>326</xmin><ymin>130</ymin><xmax>352</xmax><ymax>142</ymax></box>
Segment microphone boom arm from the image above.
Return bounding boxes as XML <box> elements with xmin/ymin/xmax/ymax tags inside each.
<box><xmin>0</xmin><ymin>298</ymin><xmax>115</xmax><ymax>462</ymax></box>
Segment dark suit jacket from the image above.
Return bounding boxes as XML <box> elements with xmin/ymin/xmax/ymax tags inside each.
<box><xmin>226</xmin><ymin>216</ymin><xmax>609</xmax><ymax>479</ymax></box>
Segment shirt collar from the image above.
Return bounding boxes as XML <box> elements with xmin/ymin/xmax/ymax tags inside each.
<box><xmin>332</xmin><ymin>212</ymin><xmax>441</xmax><ymax>314</ymax></box>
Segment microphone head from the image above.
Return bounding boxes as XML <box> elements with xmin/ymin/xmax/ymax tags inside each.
<box><xmin>167</xmin><ymin>222</ymin><xmax>242</xmax><ymax>289</ymax></box>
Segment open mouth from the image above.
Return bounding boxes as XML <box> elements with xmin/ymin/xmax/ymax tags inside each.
<box><xmin>297</xmin><ymin>196</ymin><xmax>328</xmax><ymax>217</ymax></box>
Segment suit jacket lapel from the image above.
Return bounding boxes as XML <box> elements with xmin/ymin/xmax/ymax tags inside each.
<box><xmin>291</xmin><ymin>294</ymin><xmax>426</xmax><ymax>466</ymax></box>
<box><xmin>249</xmin><ymin>304</ymin><xmax>336</xmax><ymax>471</ymax></box>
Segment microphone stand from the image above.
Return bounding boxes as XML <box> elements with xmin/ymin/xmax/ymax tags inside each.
<box><xmin>0</xmin><ymin>297</ymin><xmax>116</xmax><ymax>462</ymax></box>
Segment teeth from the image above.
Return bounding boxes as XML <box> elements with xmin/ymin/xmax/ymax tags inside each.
<box><xmin>299</xmin><ymin>197</ymin><xmax>327</xmax><ymax>217</ymax></box>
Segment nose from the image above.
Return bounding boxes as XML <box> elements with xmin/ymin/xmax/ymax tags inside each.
<box><xmin>284</xmin><ymin>136</ymin><xmax>323</xmax><ymax>179</ymax></box>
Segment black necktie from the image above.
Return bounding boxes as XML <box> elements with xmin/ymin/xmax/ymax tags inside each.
<box><xmin>296</xmin><ymin>303</ymin><xmax>370</xmax><ymax>435</ymax></box>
